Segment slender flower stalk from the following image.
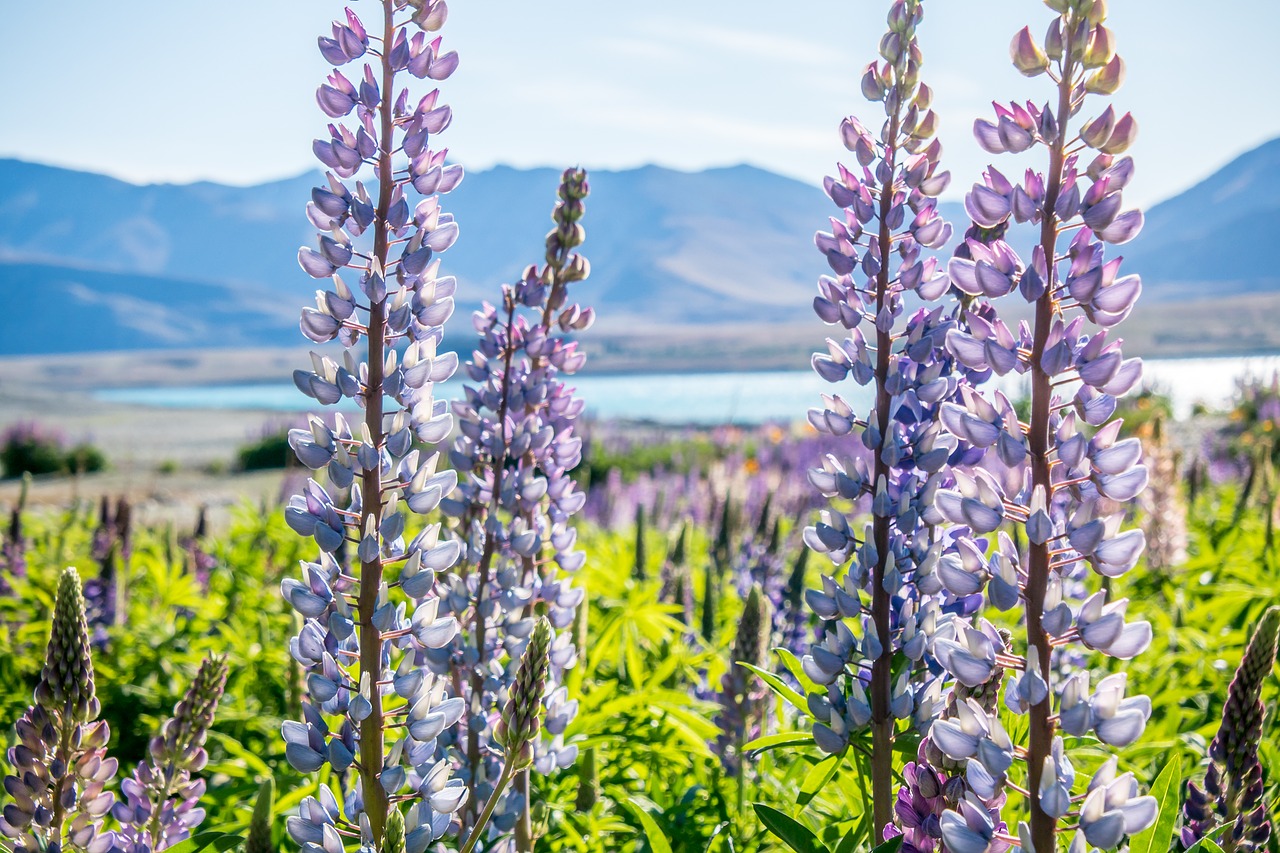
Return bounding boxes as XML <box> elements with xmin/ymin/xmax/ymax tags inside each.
<box><xmin>438</xmin><ymin>168</ymin><xmax>592</xmax><ymax>848</ymax></box>
<box><xmin>1183</xmin><ymin>607</ymin><xmax>1280</xmax><ymax>853</ymax></box>
<box><xmin>799</xmin><ymin>0</ymin><xmax>959</xmax><ymax>838</ymax></box>
<box><xmin>931</xmin><ymin>2</ymin><xmax>1155</xmax><ymax>849</ymax></box>
<box><xmin>281</xmin><ymin>2</ymin><xmax>470</xmax><ymax>851</ymax></box>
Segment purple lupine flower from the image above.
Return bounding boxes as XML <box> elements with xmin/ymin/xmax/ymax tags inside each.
<box><xmin>436</xmin><ymin>168</ymin><xmax>592</xmax><ymax>848</ymax></box>
<box><xmin>798</xmin><ymin>0</ymin><xmax>962</xmax><ymax>837</ymax></box>
<box><xmin>1</xmin><ymin>568</ymin><xmax>117</xmax><ymax>853</ymax></box>
<box><xmin>112</xmin><ymin>656</ymin><xmax>229</xmax><ymax>853</ymax></box>
<box><xmin>1183</xmin><ymin>606</ymin><xmax>1280</xmax><ymax>853</ymax></box>
<box><xmin>281</xmin><ymin>3</ymin><xmax>471</xmax><ymax>852</ymax></box>
<box><xmin>889</xmin><ymin>631</ymin><xmax>1010</xmax><ymax>853</ymax></box>
<box><xmin>928</xmin><ymin>4</ymin><xmax>1156</xmax><ymax>849</ymax></box>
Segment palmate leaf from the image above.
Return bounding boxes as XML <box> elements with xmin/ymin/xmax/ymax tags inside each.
<box><xmin>752</xmin><ymin>804</ymin><xmax>827</xmax><ymax>853</ymax></box>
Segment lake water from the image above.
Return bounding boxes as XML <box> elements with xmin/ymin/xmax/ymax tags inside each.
<box><xmin>96</xmin><ymin>354</ymin><xmax>1280</xmax><ymax>424</ymax></box>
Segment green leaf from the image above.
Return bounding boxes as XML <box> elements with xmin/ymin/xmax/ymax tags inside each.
<box><xmin>742</xmin><ymin>731</ymin><xmax>812</xmax><ymax>755</ymax></box>
<box><xmin>625</xmin><ymin>799</ymin><xmax>673</xmax><ymax>853</ymax></box>
<box><xmin>798</xmin><ymin>752</ymin><xmax>842</xmax><ymax>807</ymax></box>
<box><xmin>871</xmin><ymin>837</ymin><xmax>904</xmax><ymax>853</ymax></box>
<box><xmin>163</xmin><ymin>832</ymin><xmax>245</xmax><ymax>853</ymax></box>
<box><xmin>740</xmin><ymin>662</ymin><xmax>807</xmax><ymax>711</ymax></box>
<box><xmin>752</xmin><ymin>803</ymin><xmax>828</xmax><ymax>853</ymax></box>
<box><xmin>1128</xmin><ymin>755</ymin><xmax>1182</xmax><ymax>853</ymax></box>
<box><xmin>833</xmin><ymin>832</ymin><xmax>858</xmax><ymax>853</ymax></box>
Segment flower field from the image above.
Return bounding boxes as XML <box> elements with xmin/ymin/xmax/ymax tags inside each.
<box><xmin>2</xmin><ymin>0</ymin><xmax>1278</xmax><ymax>852</ymax></box>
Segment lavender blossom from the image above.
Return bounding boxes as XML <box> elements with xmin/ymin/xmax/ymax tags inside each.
<box><xmin>1</xmin><ymin>568</ymin><xmax>116</xmax><ymax>853</ymax></box>
<box><xmin>281</xmin><ymin>2</ymin><xmax>471</xmax><ymax>851</ymax></box>
<box><xmin>798</xmin><ymin>0</ymin><xmax>961</xmax><ymax>837</ymax></box>
<box><xmin>1182</xmin><ymin>606</ymin><xmax>1280</xmax><ymax>853</ymax></box>
<box><xmin>929</xmin><ymin>3</ymin><xmax>1155</xmax><ymax>848</ymax></box>
<box><xmin>435</xmin><ymin>168</ymin><xmax>592</xmax><ymax>848</ymax></box>
<box><xmin>113</xmin><ymin>656</ymin><xmax>229</xmax><ymax>853</ymax></box>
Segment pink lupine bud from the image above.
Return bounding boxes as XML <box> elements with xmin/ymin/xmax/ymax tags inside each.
<box><xmin>1083</xmin><ymin>24</ymin><xmax>1115</xmax><ymax>69</ymax></box>
<box><xmin>880</xmin><ymin>31</ymin><xmax>904</xmax><ymax>64</ymax></box>
<box><xmin>1011</xmin><ymin>27</ymin><xmax>1050</xmax><ymax>76</ymax></box>
<box><xmin>1101</xmin><ymin>112</ymin><xmax>1137</xmax><ymax>154</ymax></box>
<box><xmin>1081</xmin><ymin>105</ymin><xmax>1116</xmax><ymax>149</ymax></box>
<box><xmin>887</xmin><ymin>0</ymin><xmax>915</xmax><ymax>34</ymax></box>
<box><xmin>913</xmin><ymin>81</ymin><xmax>933</xmax><ymax>110</ymax></box>
<box><xmin>1045</xmin><ymin>17</ymin><xmax>1064</xmax><ymax>60</ymax></box>
<box><xmin>861</xmin><ymin>62</ymin><xmax>886</xmax><ymax>101</ymax></box>
<box><xmin>1086</xmin><ymin>54</ymin><xmax>1125</xmax><ymax>95</ymax></box>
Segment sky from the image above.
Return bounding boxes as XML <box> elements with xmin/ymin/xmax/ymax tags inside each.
<box><xmin>4</xmin><ymin>0</ymin><xmax>1278</xmax><ymax>209</ymax></box>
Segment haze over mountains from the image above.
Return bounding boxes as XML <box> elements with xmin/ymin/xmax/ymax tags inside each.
<box><xmin>2</xmin><ymin>137</ymin><xmax>1278</xmax><ymax>361</ymax></box>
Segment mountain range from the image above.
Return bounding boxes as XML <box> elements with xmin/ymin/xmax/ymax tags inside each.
<box><xmin>2</xmin><ymin>137</ymin><xmax>1278</xmax><ymax>362</ymax></box>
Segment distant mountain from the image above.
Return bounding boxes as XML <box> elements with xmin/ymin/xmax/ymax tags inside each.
<box><xmin>1</xmin><ymin>139</ymin><xmax>1277</xmax><ymax>358</ymax></box>
<box><xmin>1120</xmin><ymin>137</ymin><xmax>1280</xmax><ymax>301</ymax></box>
<box><xmin>0</xmin><ymin>159</ymin><xmax>827</xmax><ymax>356</ymax></box>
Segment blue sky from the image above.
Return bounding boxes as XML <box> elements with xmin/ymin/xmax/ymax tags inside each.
<box><xmin>4</xmin><ymin>0</ymin><xmax>1277</xmax><ymax>208</ymax></box>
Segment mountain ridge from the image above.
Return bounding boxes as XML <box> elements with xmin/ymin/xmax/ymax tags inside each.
<box><xmin>1</xmin><ymin>138</ymin><xmax>1277</xmax><ymax>358</ymax></box>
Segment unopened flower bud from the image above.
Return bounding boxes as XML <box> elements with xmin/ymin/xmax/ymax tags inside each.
<box><xmin>861</xmin><ymin>62</ymin><xmax>886</xmax><ymax>102</ymax></box>
<box><xmin>1011</xmin><ymin>27</ymin><xmax>1050</xmax><ymax>76</ymax></box>
<box><xmin>1101</xmin><ymin>112</ymin><xmax>1137</xmax><ymax>154</ymax></box>
<box><xmin>1085</xmin><ymin>54</ymin><xmax>1125</xmax><ymax>95</ymax></box>
<box><xmin>1083</xmin><ymin>24</ymin><xmax>1114</xmax><ymax>69</ymax></box>
<box><xmin>1045</xmin><ymin>18</ymin><xmax>1065</xmax><ymax>61</ymax></box>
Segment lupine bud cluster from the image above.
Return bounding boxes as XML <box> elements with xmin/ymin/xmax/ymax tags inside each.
<box><xmin>495</xmin><ymin>618</ymin><xmax>553</xmax><ymax>769</ymax></box>
<box><xmin>924</xmin><ymin>2</ymin><xmax>1154</xmax><ymax>849</ymax></box>
<box><xmin>281</xmin><ymin>2</ymin><xmax>471</xmax><ymax>852</ymax></box>
<box><xmin>1183</xmin><ymin>607</ymin><xmax>1280</xmax><ymax>853</ymax></box>
<box><xmin>712</xmin><ymin>584</ymin><xmax>772</xmax><ymax>776</ymax></box>
<box><xmin>2</xmin><ymin>568</ymin><xmax>116</xmax><ymax>853</ymax></box>
<box><xmin>799</xmin><ymin>0</ymin><xmax>965</xmax><ymax>836</ymax></box>
<box><xmin>435</xmin><ymin>168</ymin><xmax>592</xmax><ymax>842</ymax></box>
<box><xmin>113</xmin><ymin>656</ymin><xmax>229</xmax><ymax>853</ymax></box>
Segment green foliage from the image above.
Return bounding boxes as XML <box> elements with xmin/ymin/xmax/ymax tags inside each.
<box><xmin>1</xmin><ymin>423</ymin><xmax>106</xmax><ymax>478</ymax></box>
<box><xmin>235</xmin><ymin>431</ymin><xmax>296</xmax><ymax>472</ymax></box>
<box><xmin>0</xmin><ymin>501</ymin><xmax>309</xmax><ymax>838</ymax></box>
<box><xmin>2</xmin><ymin>476</ymin><xmax>1279</xmax><ymax>852</ymax></box>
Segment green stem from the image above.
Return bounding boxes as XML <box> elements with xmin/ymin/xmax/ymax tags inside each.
<box><xmin>459</xmin><ymin>758</ymin><xmax>516</xmax><ymax>853</ymax></box>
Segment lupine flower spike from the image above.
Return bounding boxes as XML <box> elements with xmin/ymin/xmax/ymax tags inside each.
<box><xmin>800</xmin><ymin>0</ymin><xmax>962</xmax><ymax>837</ymax></box>
<box><xmin>930</xmin><ymin>1</ymin><xmax>1155</xmax><ymax>849</ymax></box>
<box><xmin>281</xmin><ymin>2</ymin><xmax>470</xmax><ymax>852</ymax></box>
<box><xmin>460</xmin><ymin>619</ymin><xmax>553</xmax><ymax>853</ymax></box>
<box><xmin>1183</xmin><ymin>606</ymin><xmax>1280</xmax><ymax>853</ymax></box>
<box><xmin>113</xmin><ymin>656</ymin><xmax>229</xmax><ymax>853</ymax></box>
<box><xmin>439</xmin><ymin>167</ymin><xmax>592</xmax><ymax>846</ymax></box>
<box><xmin>1</xmin><ymin>567</ymin><xmax>116</xmax><ymax>853</ymax></box>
